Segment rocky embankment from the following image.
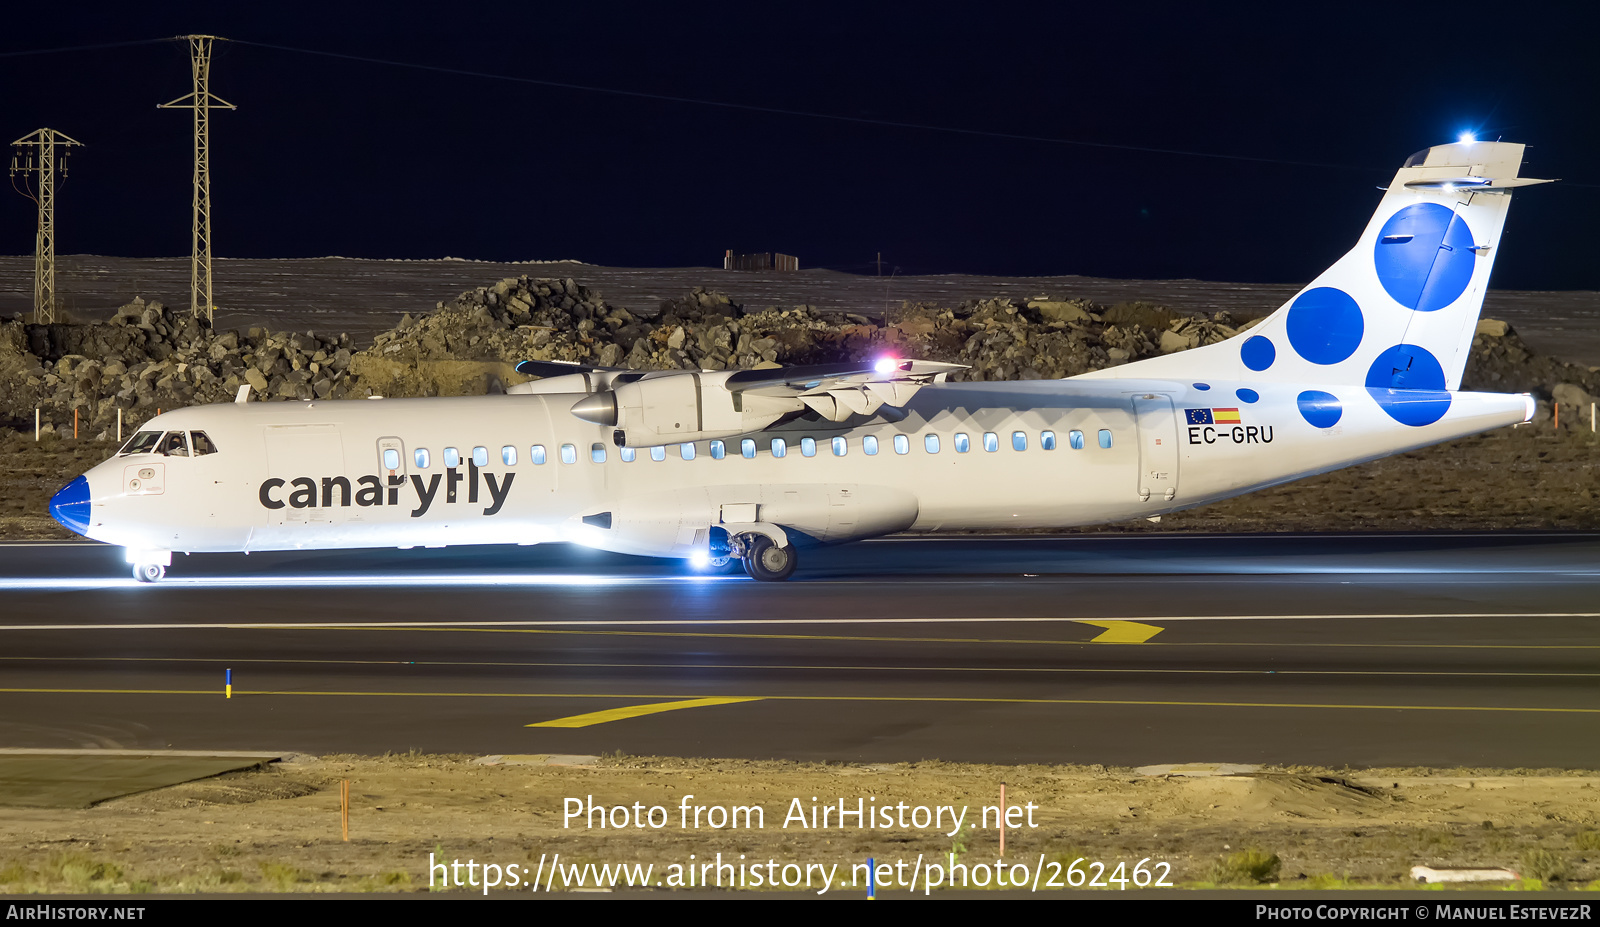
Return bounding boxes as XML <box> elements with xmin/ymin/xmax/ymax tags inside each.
<box><xmin>2</xmin><ymin>274</ymin><xmax>1598</xmax><ymax>538</ymax></box>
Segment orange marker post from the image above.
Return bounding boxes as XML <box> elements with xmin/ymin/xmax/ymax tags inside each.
<box><xmin>73</xmin><ymin>409</ymin><xmax>78</xmax><ymax>439</ymax></box>
<box><xmin>341</xmin><ymin>780</ymin><xmax>350</xmax><ymax>842</ymax></box>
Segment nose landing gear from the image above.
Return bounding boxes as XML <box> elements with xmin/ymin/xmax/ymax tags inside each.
<box><xmin>125</xmin><ymin>549</ymin><xmax>172</xmax><ymax>583</ymax></box>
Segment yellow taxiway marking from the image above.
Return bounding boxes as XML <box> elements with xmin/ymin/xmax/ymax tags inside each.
<box><xmin>527</xmin><ymin>696</ymin><xmax>763</xmax><ymax>728</ymax></box>
<box><xmin>1075</xmin><ymin>620</ymin><xmax>1164</xmax><ymax>643</ymax></box>
<box><xmin>1</xmin><ymin>687</ymin><xmax>1597</xmax><ymax>715</ymax></box>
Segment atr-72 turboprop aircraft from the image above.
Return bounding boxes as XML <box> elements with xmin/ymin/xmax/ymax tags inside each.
<box><xmin>50</xmin><ymin>140</ymin><xmax>1549</xmax><ymax>581</ymax></box>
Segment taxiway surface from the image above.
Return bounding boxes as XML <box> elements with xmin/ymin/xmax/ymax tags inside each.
<box><xmin>1</xmin><ymin>535</ymin><xmax>1597</xmax><ymax>768</ymax></box>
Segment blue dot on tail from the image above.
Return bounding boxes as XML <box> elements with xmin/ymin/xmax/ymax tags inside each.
<box><xmin>1297</xmin><ymin>390</ymin><xmax>1342</xmax><ymax>428</ymax></box>
<box><xmin>1193</xmin><ymin>382</ymin><xmax>1210</xmax><ymax>391</ymax></box>
<box><xmin>1373</xmin><ymin>203</ymin><xmax>1476</xmax><ymax>312</ymax></box>
<box><xmin>1365</xmin><ymin>343</ymin><xmax>1452</xmax><ymax>425</ymax></box>
<box><xmin>1286</xmin><ymin>287</ymin><xmax>1364</xmax><ymax>365</ymax></box>
<box><xmin>1241</xmin><ymin>335</ymin><xmax>1275</xmax><ymax>371</ymax></box>
<box><xmin>1236</xmin><ymin>388</ymin><xmax>1259</xmax><ymax>403</ymax></box>
<box><xmin>1365</xmin><ymin>344</ymin><xmax>1446</xmax><ymax>391</ymax></box>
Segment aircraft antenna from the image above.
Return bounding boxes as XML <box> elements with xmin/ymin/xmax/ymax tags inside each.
<box><xmin>159</xmin><ymin>35</ymin><xmax>235</xmax><ymax>325</ymax></box>
<box><xmin>9</xmin><ymin>128</ymin><xmax>83</xmax><ymax>324</ymax></box>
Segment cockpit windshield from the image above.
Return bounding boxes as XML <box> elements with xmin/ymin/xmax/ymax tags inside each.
<box><xmin>160</xmin><ymin>432</ymin><xmax>190</xmax><ymax>457</ymax></box>
<box><xmin>119</xmin><ymin>431</ymin><xmax>163</xmax><ymax>456</ymax></box>
<box><xmin>118</xmin><ymin>430</ymin><xmax>218</xmax><ymax>457</ymax></box>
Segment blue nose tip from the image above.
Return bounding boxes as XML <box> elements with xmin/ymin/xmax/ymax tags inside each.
<box><xmin>49</xmin><ymin>476</ymin><xmax>91</xmax><ymax>536</ymax></box>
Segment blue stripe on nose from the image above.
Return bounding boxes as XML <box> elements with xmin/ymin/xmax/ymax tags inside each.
<box><xmin>49</xmin><ymin>475</ymin><xmax>91</xmax><ymax>536</ymax></box>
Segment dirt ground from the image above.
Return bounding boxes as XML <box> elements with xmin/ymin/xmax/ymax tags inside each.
<box><xmin>0</xmin><ymin>754</ymin><xmax>1597</xmax><ymax>894</ymax></box>
<box><xmin>6</xmin><ymin>418</ymin><xmax>1597</xmax><ymax>542</ymax></box>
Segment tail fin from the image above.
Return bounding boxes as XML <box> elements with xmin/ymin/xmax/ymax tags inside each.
<box><xmin>1081</xmin><ymin>141</ymin><xmax>1550</xmax><ymax>390</ymax></box>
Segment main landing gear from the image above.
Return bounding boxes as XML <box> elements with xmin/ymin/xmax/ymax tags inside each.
<box><xmin>132</xmin><ymin>562</ymin><xmax>166</xmax><ymax>583</ymax></box>
<box><xmin>740</xmin><ymin>534</ymin><xmax>798</xmax><ymax>582</ymax></box>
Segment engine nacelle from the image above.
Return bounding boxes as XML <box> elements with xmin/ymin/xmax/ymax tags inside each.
<box><xmin>570</xmin><ymin>371</ymin><xmax>802</xmax><ymax>447</ymax></box>
<box><xmin>508</xmin><ymin>370</ymin><xmax>629</xmax><ymax>395</ymax></box>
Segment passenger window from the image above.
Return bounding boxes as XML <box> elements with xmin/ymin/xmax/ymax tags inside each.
<box><xmin>120</xmin><ymin>431</ymin><xmax>163</xmax><ymax>456</ymax></box>
<box><xmin>924</xmin><ymin>434</ymin><xmax>940</xmax><ymax>454</ymax></box>
<box><xmin>1069</xmin><ymin>430</ymin><xmax>1085</xmax><ymax>450</ymax></box>
<box><xmin>650</xmin><ymin>445</ymin><xmax>666</xmax><ymax>462</ymax></box>
<box><xmin>501</xmin><ymin>445</ymin><xmax>517</xmax><ymax>466</ymax></box>
<box><xmin>384</xmin><ymin>448</ymin><xmax>401</xmax><ymax>470</ymax></box>
<box><xmin>473</xmin><ymin>446</ymin><xmax>489</xmax><ymax>467</ymax></box>
<box><xmin>620</xmin><ymin>447</ymin><xmax>636</xmax><ymax>462</ymax></box>
<box><xmin>954</xmin><ymin>432</ymin><xmax>970</xmax><ymax>453</ymax></box>
<box><xmin>800</xmin><ymin>437</ymin><xmax>816</xmax><ymax>457</ymax></box>
<box><xmin>1098</xmin><ymin>429</ymin><xmax>1113</xmax><ymax>449</ymax></box>
<box><xmin>161</xmin><ymin>431</ymin><xmax>190</xmax><ymax>457</ymax></box>
<box><xmin>831</xmin><ymin>436</ymin><xmax>847</xmax><ymax>457</ymax></box>
<box><xmin>894</xmin><ymin>435</ymin><xmax>910</xmax><ymax>455</ymax></box>
<box><xmin>710</xmin><ymin>440</ymin><xmax>726</xmax><ymax>460</ymax></box>
<box><xmin>444</xmin><ymin>447</ymin><xmax>460</xmax><ymax>467</ymax></box>
<box><xmin>680</xmin><ymin>443</ymin><xmax>696</xmax><ymax>460</ymax></box>
<box><xmin>863</xmin><ymin>435</ymin><xmax>879</xmax><ymax>455</ymax></box>
<box><xmin>771</xmin><ymin>438</ymin><xmax>787</xmax><ymax>458</ymax></box>
<box><xmin>531</xmin><ymin>445</ymin><xmax>547</xmax><ymax>465</ymax></box>
<box><xmin>983</xmin><ymin>432</ymin><xmax>998</xmax><ymax>453</ymax></box>
<box><xmin>560</xmin><ymin>443</ymin><xmax>577</xmax><ymax>464</ymax></box>
<box><xmin>191</xmin><ymin>431</ymin><xmax>218</xmax><ymax>455</ymax></box>
<box><xmin>591</xmin><ymin>443</ymin><xmax>607</xmax><ymax>463</ymax></box>
<box><xmin>1041</xmin><ymin>431</ymin><xmax>1057</xmax><ymax>450</ymax></box>
<box><xmin>741</xmin><ymin>439</ymin><xmax>756</xmax><ymax>459</ymax></box>
<box><xmin>415</xmin><ymin>448</ymin><xmax>431</xmax><ymax>469</ymax></box>
<box><xmin>1013</xmin><ymin>431</ymin><xmax>1027</xmax><ymax>451</ymax></box>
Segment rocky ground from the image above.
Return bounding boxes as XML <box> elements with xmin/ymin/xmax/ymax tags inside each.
<box><xmin>2</xmin><ymin>275</ymin><xmax>1597</xmax><ymax>538</ymax></box>
<box><xmin>0</xmin><ymin>754</ymin><xmax>1596</xmax><ymax>894</ymax></box>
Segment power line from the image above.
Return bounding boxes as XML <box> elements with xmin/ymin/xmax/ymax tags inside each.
<box><xmin>0</xmin><ymin>38</ymin><xmax>172</xmax><ymax>59</ymax></box>
<box><xmin>227</xmin><ymin>39</ymin><xmax>1372</xmax><ymax>173</ymax></box>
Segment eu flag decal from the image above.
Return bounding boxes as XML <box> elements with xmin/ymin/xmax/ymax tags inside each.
<box><xmin>1186</xmin><ymin>408</ymin><xmax>1243</xmax><ymax>425</ymax></box>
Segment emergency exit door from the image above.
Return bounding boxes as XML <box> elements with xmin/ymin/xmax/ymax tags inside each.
<box><xmin>1132</xmin><ymin>394</ymin><xmax>1179</xmax><ymax>503</ymax></box>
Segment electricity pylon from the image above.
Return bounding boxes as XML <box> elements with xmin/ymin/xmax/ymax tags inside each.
<box><xmin>160</xmin><ymin>34</ymin><xmax>234</xmax><ymax>324</ymax></box>
<box><xmin>9</xmin><ymin>129</ymin><xmax>82</xmax><ymax>324</ymax></box>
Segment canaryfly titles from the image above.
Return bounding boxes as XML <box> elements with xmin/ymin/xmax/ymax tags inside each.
<box><xmin>258</xmin><ymin>467</ymin><xmax>515</xmax><ymax>517</ymax></box>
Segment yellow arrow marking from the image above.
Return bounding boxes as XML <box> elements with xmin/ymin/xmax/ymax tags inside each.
<box><xmin>1076</xmin><ymin>620</ymin><xmax>1164</xmax><ymax>643</ymax></box>
<box><xmin>526</xmin><ymin>696</ymin><xmax>764</xmax><ymax>729</ymax></box>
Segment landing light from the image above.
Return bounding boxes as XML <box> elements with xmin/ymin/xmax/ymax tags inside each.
<box><xmin>688</xmin><ymin>550</ymin><xmax>711</xmax><ymax>569</ymax></box>
<box><xmin>1457</xmin><ymin>132</ymin><xmax>1476</xmax><ymax>144</ymax></box>
<box><xmin>874</xmin><ymin>357</ymin><xmax>897</xmax><ymax>375</ymax></box>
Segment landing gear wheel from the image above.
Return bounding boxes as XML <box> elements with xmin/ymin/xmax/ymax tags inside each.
<box><xmin>132</xmin><ymin>562</ymin><xmax>166</xmax><ymax>583</ymax></box>
<box><xmin>741</xmin><ymin>534</ymin><xmax>797</xmax><ymax>582</ymax></box>
<box><xmin>706</xmin><ymin>555</ymin><xmax>745</xmax><ymax>575</ymax></box>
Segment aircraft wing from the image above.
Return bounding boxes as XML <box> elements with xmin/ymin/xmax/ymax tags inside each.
<box><xmin>725</xmin><ymin>359</ymin><xmax>966</xmax><ymax>420</ymax></box>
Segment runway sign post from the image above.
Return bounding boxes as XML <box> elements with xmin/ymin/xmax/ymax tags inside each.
<box><xmin>224</xmin><ymin>667</ymin><xmax>231</xmax><ymax>699</ymax></box>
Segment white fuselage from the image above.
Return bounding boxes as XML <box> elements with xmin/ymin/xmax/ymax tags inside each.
<box><xmin>76</xmin><ymin>376</ymin><xmax>1530</xmax><ymax>561</ymax></box>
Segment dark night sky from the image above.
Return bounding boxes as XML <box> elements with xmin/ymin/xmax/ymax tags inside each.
<box><xmin>3</xmin><ymin>2</ymin><xmax>1597</xmax><ymax>289</ymax></box>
